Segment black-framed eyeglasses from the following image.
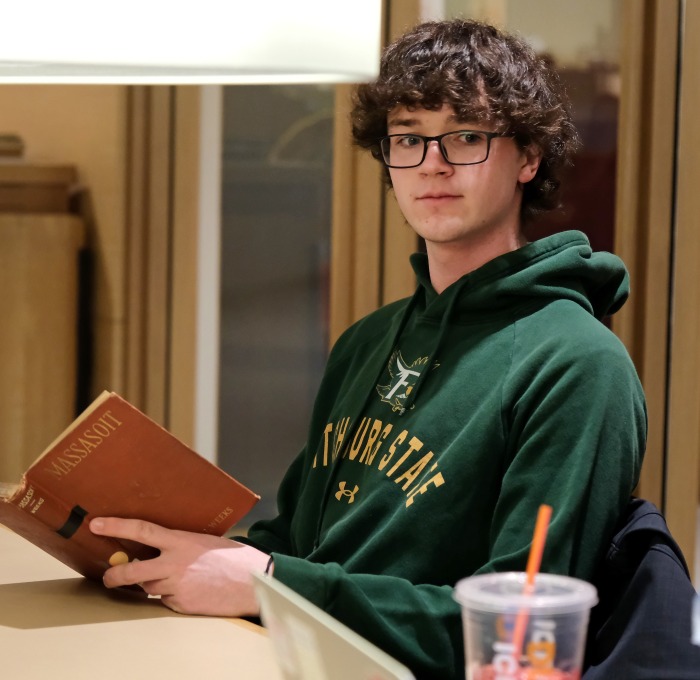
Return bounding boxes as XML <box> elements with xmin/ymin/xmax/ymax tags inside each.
<box><xmin>378</xmin><ymin>130</ymin><xmax>513</xmax><ymax>168</ymax></box>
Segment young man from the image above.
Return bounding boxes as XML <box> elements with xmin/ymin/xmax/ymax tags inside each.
<box><xmin>91</xmin><ymin>20</ymin><xmax>646</xmax><ymax>680</ymax></box>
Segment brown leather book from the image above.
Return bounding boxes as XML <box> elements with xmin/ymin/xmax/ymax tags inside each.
<box><xmin>0</xmin><ymin>391</ymin><xmax>259</xmax><ymax>580</ymax></box>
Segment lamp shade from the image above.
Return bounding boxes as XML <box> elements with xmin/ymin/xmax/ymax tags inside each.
<box><xmin>0</xmin><ymin>0</ymin><xmax>382</xmax><ymax>83</ymax></box>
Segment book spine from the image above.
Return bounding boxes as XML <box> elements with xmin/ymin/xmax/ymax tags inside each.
<box><xmin>11</xmin><ymin>480</ymin><xmax>135</xmax><ymax>570</ymax></box>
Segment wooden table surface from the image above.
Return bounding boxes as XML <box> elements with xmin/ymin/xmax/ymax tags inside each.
<box><xmin>0</xmin><ymin>526</ymin><xmax>283</xmax><ymax>679</ymax></box>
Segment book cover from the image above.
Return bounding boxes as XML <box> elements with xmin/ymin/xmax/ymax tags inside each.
<box><xmin>0</xmin><ymin>391</ymin><xmax>260</xmax><ymax>580</ymax></box>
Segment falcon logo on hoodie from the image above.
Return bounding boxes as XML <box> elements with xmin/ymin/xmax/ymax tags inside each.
<box><xmin>376</xmin><ymin>351</ymin><xmax>430</xmax><ymax>412</ymax></box>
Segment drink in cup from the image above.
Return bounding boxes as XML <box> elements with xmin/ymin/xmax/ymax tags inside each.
<box><xmin>454</xmin><ymin>572</ymin><xmax>598</xmax><ymax>680</ymax></box>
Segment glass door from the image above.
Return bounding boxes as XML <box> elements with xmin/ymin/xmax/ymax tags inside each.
<box><xmin>217</xmin><ymin>85</ymin><xmax>334</xmax><ymax>525</ymax></box>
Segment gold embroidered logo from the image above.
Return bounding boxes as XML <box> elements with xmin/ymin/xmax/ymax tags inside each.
<box><xmin>335</xmin><ymin>481</ymin><xmax>359</xmax><ymax>503</ymax></box>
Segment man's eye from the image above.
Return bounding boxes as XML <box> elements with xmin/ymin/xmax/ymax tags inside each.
<box><xmin>454</xmin><ymin>132</ymin><xmax>482</xmax><ymax>144</ymax></box>
<box><xmin>394</xmin><ymin>135</ymin><xmax>422</xmax><ymax>148</ymax></box>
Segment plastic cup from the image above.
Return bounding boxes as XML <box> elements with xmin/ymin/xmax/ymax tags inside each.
<box><xmin>454</xmin><ymin>572</ymin><xmax>598</xmax><ymax>680</ymax></box>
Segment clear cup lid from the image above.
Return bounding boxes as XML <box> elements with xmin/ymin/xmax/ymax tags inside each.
<box><xmin>453</xmin><ymin>572</ymin><xmax>598</xmax><ymax>615</ymax></box>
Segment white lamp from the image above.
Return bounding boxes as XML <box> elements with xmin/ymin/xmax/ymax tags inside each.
<box><xmin>0</xmin><ymin>0</ymin><xmax>382</xmax><ymax>83</ymax></box>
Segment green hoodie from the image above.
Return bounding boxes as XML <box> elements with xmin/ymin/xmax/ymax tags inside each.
<box><xmin>241</xmin><ymin>231</ymin><xmax>647</xmax><ymax>679</ymax></box>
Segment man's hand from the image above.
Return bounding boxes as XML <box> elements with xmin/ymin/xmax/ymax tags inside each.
<box><xmin>90</xmin><ymin>517</ymin><xmax>269</xmax><ymax>617</ymax></box>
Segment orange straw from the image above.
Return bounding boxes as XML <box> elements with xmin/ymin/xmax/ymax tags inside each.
<box><xmin>511</xmin><ymin>504</ymin><xmax>553</xmax><ymax>662</ymax></box>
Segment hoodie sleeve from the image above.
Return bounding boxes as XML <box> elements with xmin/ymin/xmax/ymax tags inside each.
<box><xmin>269</xmin><ymin>555</ymin><xmax>465</xmax><ymax>680</ymax></box>
<box><xmin>481</xmin><ymin>319</ymin><xmax>647</xmax><ymax>580</ymax></box>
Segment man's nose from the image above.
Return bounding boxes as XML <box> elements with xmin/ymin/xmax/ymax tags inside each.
<box><xmin>420</xmin><ymin>140</ymin><xmax>453</xmax><ymax>173</ymax></box>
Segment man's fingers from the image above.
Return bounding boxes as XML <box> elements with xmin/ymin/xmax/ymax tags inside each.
<box><xmin>90</xmin><ymin>517</ymin><xmax>176</xmax><ymax>550</ymax></box>
<box><xmin>102</xmin><ymin>557</ymin><xmax>171</xmax><ymax>589</ymax></box>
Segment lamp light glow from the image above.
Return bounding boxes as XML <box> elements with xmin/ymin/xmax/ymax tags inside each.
<box><xmin>0</xmin><ymin>1</ymin><xmax>382</xmax><ymax>84</ymax></box>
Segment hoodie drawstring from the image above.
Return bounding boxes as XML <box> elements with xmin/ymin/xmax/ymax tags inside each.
<box><xmin>397</xmin><ymin>278</ymin><xmax>466</xmax><ymax>415</ymax></box>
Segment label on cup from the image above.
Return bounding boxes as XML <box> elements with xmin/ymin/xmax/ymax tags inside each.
<box><xmin>526</xmin><ymin>619</ymin><xmax>556</xmax><ymax>671</ymax></box>
<box><xmin>485</xmin><ymin>616</ymin><xmax>571</xmax><ymax>680</ymax></box>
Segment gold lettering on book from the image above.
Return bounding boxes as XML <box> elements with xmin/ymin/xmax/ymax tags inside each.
<box><xmin>17</xmin><ymin>486</ymin><xmax>35</xmax><ymax>509</ymax></box>
<box><xmin>44</xmin><ymin>410</ymin><xmax>124</xmax><ymax>479</ymax></box>
<box><xmin>207</xmin><ymin>506</ymin><xmax>234</xmax><ymax>530</ymax></box>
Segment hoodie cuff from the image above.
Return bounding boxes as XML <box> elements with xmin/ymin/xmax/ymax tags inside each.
<box><xmin>268</xmin><ymin>553</ymin><xmax>330</xmax><ymax>609</ymax></box>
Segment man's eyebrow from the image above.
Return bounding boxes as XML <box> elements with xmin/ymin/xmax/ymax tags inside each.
<box><xmin>387</xmin><ymin>113</ymin><xmax>462</xmax><ymax>128</ymax></box>
<box><xmin>387</xmin><ymin>116</ymin><xmax>420</xmax><ymax>128</ymax></box>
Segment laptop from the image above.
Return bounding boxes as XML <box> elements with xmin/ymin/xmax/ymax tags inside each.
<box><xmin>252</xmin><ymin>572</ymin><xmax>416</xmax><ymax>680</ymax></box>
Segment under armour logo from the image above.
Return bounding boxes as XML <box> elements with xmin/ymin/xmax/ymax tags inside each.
<box><xmin>335</xmin><ymin>481</ymin><xmax>359</xmax><ymax>503</ymax></box>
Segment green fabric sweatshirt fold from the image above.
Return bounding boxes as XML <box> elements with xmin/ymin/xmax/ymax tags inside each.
<box><xmin>239</xmin><ymin>231</ymin><xmax>647</xmax><ymax>680</ymax></box>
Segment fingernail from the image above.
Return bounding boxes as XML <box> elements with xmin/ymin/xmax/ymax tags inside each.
<box><xmin>90</xmin><ymin>519</ymin><xmax>104</xmax><ymax>533</ymax></box>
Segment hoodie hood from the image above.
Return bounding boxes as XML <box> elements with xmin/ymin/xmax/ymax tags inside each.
<box><xmin>411</xmin><ymin>230</ymin><xmax>629</xmax><ymax>322</ymax></box>
<box><xmin>388</xmin><ymin>230</ymin><xmax>630</xmax><ymax>415</ymax></box>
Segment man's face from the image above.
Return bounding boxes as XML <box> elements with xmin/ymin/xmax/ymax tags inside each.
<box><xmin>387</xmin><ymin>104</ymin><xmax>540</xmax><ymax>258</ymax></box>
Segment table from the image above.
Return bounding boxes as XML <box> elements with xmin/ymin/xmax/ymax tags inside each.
<box><xmin>0</xmin><ymin>527</ymin><xmax>283</xmax><ymax>679</ymax></box>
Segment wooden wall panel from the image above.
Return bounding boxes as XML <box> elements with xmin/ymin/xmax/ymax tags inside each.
<box><xmin>329</xmin><ymin>86</ymin><xmax>383</xmax><ymax>345</ymax></box>
<box><xmin>169</xmin><ymin>87</ymin><xmax>202</xmax><ymax>448</ymax></box>
<box><xmin>613</xmin><ymin>0</ymin><xmax>680</xmax><ymax>510</ymax></box>
<box><xmin>0</xmin><ymin>215</ymin><xmax>84</xmax><ymax>478</ymax></box>
<box><xmin>124</xmin><ymin>87</ymin><xmax>174</xmax><ymax>427</ymax></box>
<box><xmin>665</xmin><ymin>0</ymin><xmax>700</xmax><ymax>577</ymax></box>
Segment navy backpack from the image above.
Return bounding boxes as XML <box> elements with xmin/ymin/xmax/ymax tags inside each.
<box><xmin>583</xmin><ymin>498</ymin><xmax>700</xmax><ymax>679</ymax></box>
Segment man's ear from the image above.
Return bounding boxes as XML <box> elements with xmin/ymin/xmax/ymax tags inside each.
<box><xmin>518</xmin><ymin>145</ymin><xmax>542</xmax><ymax>184</ymax></box>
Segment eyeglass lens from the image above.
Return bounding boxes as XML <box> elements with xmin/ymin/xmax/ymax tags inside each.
<box><xmin>381</xmin><ymin>131</ymin><xmax>491</xmax><ymax>167</ymax></box>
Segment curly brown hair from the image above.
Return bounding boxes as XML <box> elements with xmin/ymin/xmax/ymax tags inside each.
<box><xmin>351</xmin><ymin>19</ymin><xmax>580</xmax><ymax>222</ymax></box>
